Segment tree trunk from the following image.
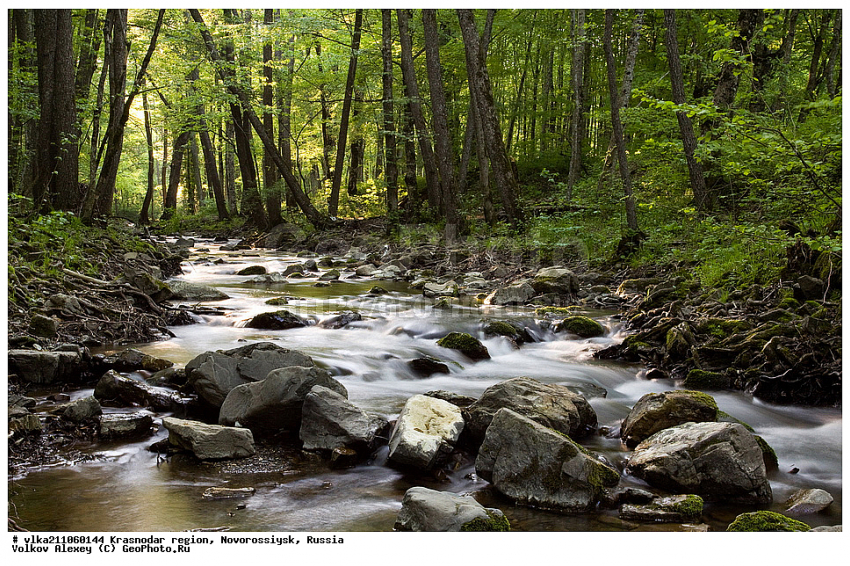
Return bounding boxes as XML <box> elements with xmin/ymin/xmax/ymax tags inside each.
<box><xmin>423</xmin><ymin>9</ymin><xmax>459</xmax><ymax>242</ymax></box>
<box><xmin>398</xmin><ymin>8</ymin><xmax>442</xmax><ymax>214</ymax></box>
<box><xmin>598</xmin><ymin>9</ymin><xmax>644</xmax><ymax>193</ymax></box>
<box><xmin>346</xmin><ymin>89</ymin><xmax>365</xmax><ymax>197</ymax></box>
<box><xmin>381</xmin><ymin>9</ymin><xmax>400</xmax><ymax>228</ymax></box>
<box><xmin>262</xmin><ymin>9</ymin><xmax>282</xmax><ymax>227</ymax></box>
<box><xmin>824</xmin><ymin>10</ymin><xmax>842</xmax><ymax>99</ymax></box>
<box><xmin>31</xmin><ymin>9</ymin><xmax>79</xmax><ymax>212</ymax></box>
<box><xmin>663</xmin><ymin>9</ymin><xmax>708</xmax><ymax>210</ymax></box>
<box><xmin>225</xmin><ymin>119</ymin><xmax>238</xmax><ymax>215</ymax></box>
<box><xmin>603</xmin><ymin>10</ymin><xmax>639</xmax><ymax>237</ymax></box>
<box><xmin>328</xmin><ymin>9</ymin><xmax>363</xmax><ymax>217</ymax></box>
<box><xmin>139</xmin><ymin>86</ymin><xmax>155</xmax><ymax>225</ymax></box>
<box><xmin>278</xmin><ymin>14</ymin><xmax>297</xmax><ymax>209</ymax></box>
<box><xmin>162</xmin><ymin>130</ymin><xmax>191</xmax><ymax>218</ymax></box>
<box><xmin>315</xmin><ymin>42</ymin><xmax>335</xmax><ymax>184</ymax></box>
<box><xmin>187</xmin><ymin>66</ymin><xmax>229</xmax><ymax>221</ymax></box>
<box><xmin>457</xmin><ymin>9</ymin><xmax>522</xmax><ymax>228</ymax></box>
<box><xmin>566</xmin><ymin>9</ymin><xmax>587</xmax><ymax>199</ymax></box>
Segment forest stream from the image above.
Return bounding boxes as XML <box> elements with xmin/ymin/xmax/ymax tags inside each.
<box><xmin>8</xmin><ymin>240</ymin><xmax>842</xmax><ymax>532</ymax></box>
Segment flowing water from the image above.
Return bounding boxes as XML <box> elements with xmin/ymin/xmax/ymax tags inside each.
<box><xmin>8</xmin><ymin>241</ymin><xmax>843</xmax><ymax>532</ymax></box>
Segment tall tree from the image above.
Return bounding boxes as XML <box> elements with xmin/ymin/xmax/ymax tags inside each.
<box><xmin>663</xmin><ymin>9</ymin><xmax>708</xmax><ymax>210</ymax></box>
<box><xmin>188</xmin><ymin>67</ymin><xmax>229</xmax><ymax>221</ymax></box>
<box><xmin>423</xmin><ymin>9</ymin><xmax>459</xmax><ymax>242</ymax></box>
<box><xmin>381</xmin><ymin>9</ymin><xmax>399</xmax><ymax>225</ymax></box>
<box><xmin>457</xmin><ymin>9</ymin><xmax>522</xmax><ymax>227</ymax></box>
<box><xmin>328</xmin><ymin>9</ymin><xmax>363</xmax><ymax>217</ymax></box>
<box><xmin>566</xmin><ymin>9</ymin><xmax>587</xmax><ymax>199</ymax></box>
<box><xmin>262</xmin><ymin>9</ymin><xmax>282</xmax><ymax>226</ymax></box>
<box><xmin>603</xmin><ymin>10</ymin><xmax>640</xmax><ymax>249</ymax></box>
<box><xmin>31</xmin><ymin>9</ymin><xmax>79</xmax><ymax>212</ymax></box>
<box><xmin>138</xmin><ymin>85</ymin><xmax>156</xmax><ymax>225</ymax></box>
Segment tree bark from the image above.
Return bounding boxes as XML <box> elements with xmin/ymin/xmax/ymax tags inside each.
<box><xmin>328</xmin><ymin>9</ymin><xmax>363</xmax><ymax>217</ymax></box>
<box><xmin>398</xmin><ymin>8</ymin><xmax>442</xmax><ymax>214</ymax></box>
<box><xmin>314</xmin><ymin>42</ymin><xmax>335</xmax><ymax>184</ymax></box>
<box><xmin>31</xmin><ymin>9</ymin><xmax>79</xmax><ymax>212</ymax></box>
<box><xmin>381</xmin><ymin>9</ymin><xmax>399</xmax><ymax>222</ymax></box>
<box><xmin>262</xmin><ymin>9</ymin><xmax>282</xmax><ymax>226</ymax></box>
<box><xmin>457</xmin><ymin>9</ymin><xmax>522</xmax><ymax>228</ymax></box>
<box><xmin>603</xmin><ymin>10</ymin><xmax>639</xmax><ymax>236</ymax></box>
<box><xmin>139</xmin><ymin>86</ymin><xmax>155</xmax><ymax>225</ymax></box>
<box><xmin>663</xmin><ymin>9</ymin><xmax>709</xmax><ymax>210</ymax></box>
<box><xmin>566</xmin><ymin>9</ymin><xmax>587</xmax><ymax>199</ymax></box>
<box><xmin>162</xmin><ymin>130</ymin><xmax>191</xmax><ymax>218</ymax></box>
<box><xmin>423</xmin><ymin>9</ymin><xmax>459</xmax><ymax>242</ymax></box>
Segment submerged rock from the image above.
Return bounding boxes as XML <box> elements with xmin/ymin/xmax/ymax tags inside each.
<box><xmin>407</xmin><ymin>357</ymin><xmax>451</xmax><ymax>377</ymax></box>
<box><xmin>475</xmin><ymin>408</ymin><xmax>619</xmax><ymax>513</ymax></box>
<box><xmin>387</xmin><ymin>394</ymin><xmax>465</xmax><ymax>470</ymax></box>
<box><xmin>163</xmin><ymin>417</ymin><xmax>255</xmax><ymax>460</ymax></box>
<box><xmin>218</xmin><ymin>366</ymin><xmax>346</xmax><ymax>436</ymax></box>
<box><xmin>462</xmin><ymin>377</ymin><xmax>597</xmax><ymax>447</ymax></box>
<box><xmin>394</xmin><ymin>487</ymin><xmax>509</xmax><ymax>532</ymax></box>
<box><xmin>626</xmin><ymin>421</ymin><xmax>772</xmax><ymax>505</ymax></box>
<box><xmin>619</xmin><ymin>494</ymin><xmax>704</xmax><ymax>523</ymax></box>
<box><xmin>245</xmin><ymin>309</ymin><xmax>309</xmax><ymax>330</ymax></box>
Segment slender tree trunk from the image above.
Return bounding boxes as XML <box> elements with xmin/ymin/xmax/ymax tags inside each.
<box><xmin>162</xmin><ymin>130</ymin><xmax>190</xmax><ymax>218</ymax></box>
<box><xmin>457</xmin><ymin>9</ymin><xmax>522</xmax><ymax>228</ymax></box>
<box><xmin>824</xmin><ymin>11</ymin><xmax>842</xmax><ymax>99</ymax></box>
<box><xmin>398</xmin><ymin>8</ymin><xmax>442</xmax><ymax>214</ymax></box>
<box><xmin>328</xmin><ymin>9</ymin><xmax>363</xmax><ymax>217</ymax></box>
<box><xmin>139</xmin><ymin>87</ymin><xmax>155</xmax><ymax>225</ymax></box>
<box><xmin>566</xmin><ymin>9</ymin><xmax>587</xmax><ymax>199</ymax></box>
<box><xmin>346</xmin><ymin>89</ymin><xmax>365</xmax><ymax>197</ymax></box>
<box><xmin>381</xmin><ymin>9</ymin><xmax>399</xmax><ymax>227</ymax></box>
<box><xmin>604</xmin><ymin>10</ymin><xmax>639</xmax><ymax>236</ymax></box>
<box><xmin>161</xmin><ymin>127</ymin><xmax>168</xmax><ymax>209</ymax></box>
<box><xmin>74</xmin><ymin>9</ymin><xmax>101</xmax><ymax>108</ymax></box>
<box><xmin>262</xmin><ymin>9</ymin><xmax>282</xmax><ymax>227</ymax></box>
<box><xmin>225</xmin><ymin>119</ymin><xmax>238</xmax><ymax>215</ymax></box>
<box><xmin>187</xmin><ymin>67</ymin><xmax>229</xmax><ymax>221</ymax></box>
<box><xmin>598</xmin><ymin>9</ymin><xmax>644</xmax><ymax>193</ymax></box>
<box><xmin>278</xmin><ymin>15</ymin><xmax>297</xmax><ymax>208</ymax></box>
<box><xmin>423</xmin><ymin>9</ymin><xmax>459</xmax><ymax>242</ymax></box>
<box><xmin>664</xmin><ymin>9</ymin><xmax>708</xmax><ymax>210</ymax></box>
<box><xmin>315</xmin><ymin>42</ymin><xmax>335</xmax><ymax>184</ymax></box>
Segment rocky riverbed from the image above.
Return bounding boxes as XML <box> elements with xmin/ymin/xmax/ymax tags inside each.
<box><xmin>7</xmin><ymin>222</ymin><xmax>842</xmax><ymax>532</ymax></box>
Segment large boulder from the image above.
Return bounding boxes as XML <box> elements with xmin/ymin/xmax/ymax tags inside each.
<box><xmin>620</xmin><ymin>390</ymin><xmax>719</xmax><ymax>448</ymax></box>
<box><xmin>485</xmin><ymin>282</ymin><xmax>535</xmax><ymax>306</ymax></box>
<box><xmin>61</xmin><ymin>396</ymin><xmax>102</xmax><ymax>422</ymax></box>
<box><xmin>475</xmin><ymin>408</ymin><xmax>620</xmax><ymax>513</ymax></box>
<box><xmin>299</xmin><ymin>385</ymin><xmax>388</xmax><ymax>455</ymax></box>
<box><xmin>218</xmin><ymin>366</ymin><xmax>347</xmax><ymax>436</ymax></box>
<box><xmin>162</xmin><ymin>417</ymin><xmax>255</xmax><ymax>460</ymax></box>
<box><xmin>387</xmin><ymin>395</ymin><xmax>465</xmax><ymax>470</ymax></box>
<box><xmin>626</xmin><ymin>421</ymin><xmax>773</xmax><ymax>505</ymax></box>
<box><xmin>94</xmin><ymin>370</ymin><xmax>190</xmax><ymax>412</ymax></box>
<box><xmin>394</xmin><ymin>487</ymin><xmax>510</xmax><ymax>532</ymax></box>
<box><xmin>9</xmin><ymin>348</ymin><xmax>88</xmax><ymax>385</ymax></box>
<box><xmin>167</xmin><ymin>280</ymin><xmax>230</xmax><ymax>301</ymax></box>
<box><xmin>99</xmin><ymin>413</ymin><xmax>154</xmax><ymax>440</ymax></box>
<box><xmin>531</xmin><ymin>267</ymin><xmax>579</xmax><ymax>296</ymax></box>
<box><xmin>462</xmin><ymin>377</ymin><xmax>597</xmax><ymax>447</ymax></box>
<box><xmin>245</xmin><ymin>310</ymin><xmax>309</xmax><ymax>330</ymax></box>
<box><xmin>185</xmin><ymin>342</ymin><xmax>315</xmax><ymax>408</ymax></box>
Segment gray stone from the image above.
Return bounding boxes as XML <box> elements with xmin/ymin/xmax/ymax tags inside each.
<box><xmin>218</xmin><ymin>366</ymin><xmax>347</xmax><ymax>436</ymax></box>
<box><xmin>163</xmin><ymin>417</ymin><xmax>255</xmax><ymax>460</ymax></box>
<box><xmin>620</xmin><ymin>390</ymin><xmax>718</xmax><ymax>448</ymax></box>
<box><xmin>245</xmin><ymin>310</ymin><xmax>308</xmax><ymax>330</ymax></box>
<box><xmin>388</xmin><ymin>394</ymin><xmax>465</xmax><ymax>470</ymax></box>
<box><xmin>355</xmin><ymin>264</ymin><xmax>378</xmax><ymax>277</ymax></box>
<box><xmin>202</xmin><ymin>487</ymin><xmax>256</xmax><ymax>499</ymax></box>
<box><xmin>167</xmin><ymin>280</ymin><xmax>230</xmax><ymax>301</ymax></box>
<box><xmin>423</xmin><ymin>281</ymin><xmax>458</xmax><ymax>298</ymax></box>
<box><xmin>475</xmin><ymin>408</ymin><xmax>619</xmax><ymax>513</ymax></box>
<box><xmin>299</xmin><ymin>385</ymin><xmax>388</xmax><ymax>454</ymax></box>
<box><xmin>94</xmin><ymin>370</ymin><xmax>190</xmax><ymax>412</ymax></box>
<box><xmin>618</xmin><ymin>494</ymin><xmax>704</xmax><ymax>523</ymax></box>
<box><xmin>185</xmin><ymin>342</ymin><xmax>315</xmax><ymax>408</ymax></box>
<box><xmin>62</xmin><ymin>396</ymin><xmax>102</xmax><ymax>422</ymax></box>
<box><xmin>99</xmin><ymin>413</ymin><xmax>154</xmax><ymax>439</ymax></box>
<box><xmin>103</xmin><ymin>348</ymin><xmax>174</xmax><ymax>372</ymax></box>
<box><xmin>394</xmin><ymin>487</ymin><xmax>509</xmax><ymax>532</ymax></box>
<box><xmin>29</xmin><ymin>314</ymin><xmax>58</xmax><ymax>337</ymax></box>
<box><xmin>796</xmin><ymin>275</ymin><xmax>825</xmax><ymax>300</ymax></box>
<box><xmin>626</xmin><ymin>421</ymin><xmax>772</xmax><ymax>505</ymax></box>
<box><xmin>462</xmin><ymin>377</ymin><xmax>597</xmax><ymax>447</ymax></box>
<box><xmin>785</xmin><ymin>488</ymin><xmax>834</xmax><ymax>515</ymax></box>
<box><xmin>531</xmin><ymin>267</ymin><xmax>579</xmax><ymax>296</ymax></box>
<box><xmin>485</xmin><ymin>282</ymin><xmax>535</xmax><ymax>306</ymax></box>
<box><xmin>9</xmin><ymin>349</ymin><xmax>88</xmax><ymax>385</ymax></box>
<box><xmin>10</xmin><ymin>414</ymin><xmax>42</xmax><ymax>434</ymax></box>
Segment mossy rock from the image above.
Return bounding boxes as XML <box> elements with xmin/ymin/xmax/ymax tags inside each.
<box><xmin>726</xmin><ymin>511</ymin><xmax>810</xmax><ymax>532</ymax></box>
<box><xmin>265</xmin><ymin>297</ymin><xmax>289</xmax><ymax>306</ymax></box>
<box><xmin>778</xmin><ymin>296</ymin><xmax>801</xmax><ymax>310</ymax></box>
<box><xmin>695</xmin><ymin>318</ymin><xmax>752</xmax><ymax>339</ymax></box>
<box><xmin>753</xmin><ymin>435</ymin><xmax>779</xmax><ymax>471</ymax></box>
<box><xmin>483</xmin><ymin>320</ymin><xmax>531</xmax><ymax>344</ymax></box>
<box><xmin>556</xmin><ymin>316</ymin><xmax>605</xmax><ymax>338</ymax></box>
<box><xmin>436</xmin><ymin>332</ymin><xmax>490</xmax><ymax>361</ymax></box>
<box><xmin>683</xmin><ymin>369</ymin><xmax>730</xmax><ymax>390</ymax></box>
<box><xmin>535</xmin><ymin>306</ymin><xmax>577</xmax><ymax>318</ymax></box>
<box><xmin>459</xmin><ymin>510</ymin><xmax>511</xmax><ymax>532</ymax></box>
<box><xmin>236</xmin><ymin>265</ymin><xmax>267</xmax><ymax>276</ymax></box>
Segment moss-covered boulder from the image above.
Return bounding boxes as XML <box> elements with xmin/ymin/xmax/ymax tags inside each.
<box><xmin>726</xmin><ymin>511</ymin><xmax>811</xmax><ymax>532</ymax></box>
<box><xmin>483</xmin><ymin>320</ymin><xmax>532</xmax><ymax>344</ymax></box>
<box><xmin>236</xmin><ymin>265</ymin><xmax>267</xmax><ymax>276</ymax></box>
<box><xmin>556</xmin><ymin>316</ymin><xmax>606</xmax><ymax>338</ymax></box>
<box><xmin>531</xmin><ymin>267</ymin><xmax>579</xmax><ymax>296</ymax></box>
<box><xmin>436</xmin><ymin>332</ymin><xmax>490</xmax><ymax>361</ymax></box>
<box><xmin>619</xmin><ymin>494</ymin><xmax>704</xmax><ymax>523</ymax></box>
<box><xmin>394</xmin><ymin>487</ymin><xmax>509</xmax><ymax>532</ymax></box>
<box><xmin>475</xmin><ymin>408</ymin><xmax>619</xmax><ymax>513</ymax></box>
<box><xmin>683</xmin><ymin>369</ymin><xmax>730</xmax><ymax>390</ymax></box>
<box><xmin>620</xmin><ymin>390</ymin><xmax>718</xmax><ymax>447</ymax></box>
